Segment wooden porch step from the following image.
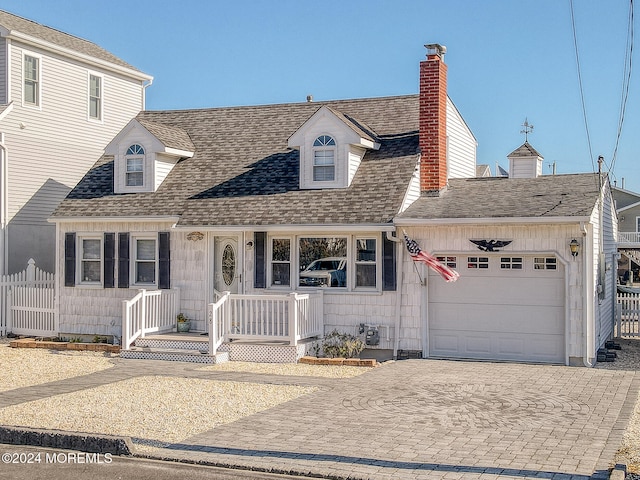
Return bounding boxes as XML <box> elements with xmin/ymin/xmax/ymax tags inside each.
<box><xmin>120</xmin><ymin>346</ymin><xmax>228</xmax><ymax>364</ymax></box>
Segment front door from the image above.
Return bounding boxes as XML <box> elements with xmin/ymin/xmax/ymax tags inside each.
<box><xmin>214</xmin><ymin>236</ymin><xmax>240</xmax><ymax>294</ymax></box>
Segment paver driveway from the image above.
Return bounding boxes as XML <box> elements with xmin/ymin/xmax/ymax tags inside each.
<box><xmin>149</xmin><ymin>359</ymin><xmax>640</xmax><ymax>480</ymax></box>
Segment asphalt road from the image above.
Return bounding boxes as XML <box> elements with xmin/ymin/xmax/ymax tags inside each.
<box><xmin>0</xmin><ymin>444</ymin><xmax>309</xmax><ymax>480</ymax></box>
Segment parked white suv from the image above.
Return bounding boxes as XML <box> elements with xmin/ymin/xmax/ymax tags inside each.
<box><xmin>299</xmin><ymin>257</ymin><xmax>346</xmax><ymax>287</ymax></box>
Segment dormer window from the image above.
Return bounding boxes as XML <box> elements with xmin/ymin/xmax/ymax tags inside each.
<box><xmin>313</xmin><ymin>135</ymin><xmax>336</xmax><ymax>182</ymax></box>
<box><xmin>125</xmin><ymin>144</ymin><xmax>145</xmax><ymax>187</ymax></box>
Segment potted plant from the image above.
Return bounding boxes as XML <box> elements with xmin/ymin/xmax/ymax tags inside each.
<box><xmin>176</xmin><ymin>313</ymin><xmax>191</xmax><ymax>333</ymax></box>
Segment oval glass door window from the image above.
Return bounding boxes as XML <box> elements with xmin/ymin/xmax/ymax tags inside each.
<box><xmin>222</xmin><ymin>244</ymin><xmax>236</xmax><ymax>286</ymax></box>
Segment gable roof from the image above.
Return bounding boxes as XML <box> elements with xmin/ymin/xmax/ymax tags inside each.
<box><xmin>508</xmin><ymin>141</ymin><xmax>542</xmax><ymax>158</ymax></box>
<box><xmin>137</xmin><ymin>119</ymin><xmax>195</xmax><ymax>153</ymax></box>
<box><xmin>0</xmin><ymin>10</ymin><xmax>150</xmax><ymax>78</ymax></box>
<box><xmin>397</xmin><ymin>173</ymin><xmax>603</xmax><ymax>222</ymax></box>
<box><xmin>53</xmin><ymin>95</ymin><xmax>421</xmax><ymax>227</ymax></box>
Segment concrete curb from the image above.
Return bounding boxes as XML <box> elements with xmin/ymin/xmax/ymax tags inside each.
<box><xmin>0</xmin><ymin>425</ymin><xmax>134</xmax><ymax>455</ymax></box>
<box><xmin>609</xmin><ymin>464</ymin><xmax>627</xmax><ymax>480</ymax></box>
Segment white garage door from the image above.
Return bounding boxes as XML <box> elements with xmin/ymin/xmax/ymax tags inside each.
<box><xmin>428</xmin><ymin>254</ymin><xmax>565</xmax><ymax>363</ymax></box>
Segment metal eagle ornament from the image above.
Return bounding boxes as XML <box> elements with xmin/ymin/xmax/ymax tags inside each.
<box><xmin>469</xmin><ymin>239</ymin><xmax>512</xmax><ymax>252</ymax></box>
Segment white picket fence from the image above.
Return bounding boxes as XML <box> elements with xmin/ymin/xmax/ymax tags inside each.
<box><xmin>0</xmin><ymin>259</ymin><xmax>56</xmax><ymax>337</ymax></box>
<box><xmin>617</xmin><ymin>291</ymin><xmax>640</xmax><ymax>337</ymax></box>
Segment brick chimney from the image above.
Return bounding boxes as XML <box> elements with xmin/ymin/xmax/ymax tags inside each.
<box><xmin>419</xmin><ymin>44</ymin><xmax>448</xmax><ymax>195</ymax></box>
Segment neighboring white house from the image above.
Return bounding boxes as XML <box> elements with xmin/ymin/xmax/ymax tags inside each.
<box><xmin>50</xmin><ymin>45</ymin><xmax>616</xmax><ymax>366</ymax></box>
<box><xmin>0</xmin><ymin>10</ymin><xmax>152</xmax><ymax>274</ymax></box>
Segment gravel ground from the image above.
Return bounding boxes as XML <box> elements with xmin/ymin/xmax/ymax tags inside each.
<box><xmin>0</xmin><ymin>376</ymin><xmax>317</xmax><ymax>447</ymax></box>
<box><xmin>0</xmin><ymin>338</ymin><xmax>113</xmax><ymax>392</ymax></box>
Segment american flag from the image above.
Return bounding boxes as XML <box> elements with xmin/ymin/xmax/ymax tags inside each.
<box><xmin>403</xmin><ymin>232</ymin><xmax>460</xmax><ymax>282</ymax></box>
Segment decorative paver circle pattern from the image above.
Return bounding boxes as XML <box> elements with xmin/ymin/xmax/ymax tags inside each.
<box><xmin>342</xmin><ymin>382</ymin><xmax>589</xmax><ymax>429</ymax></box>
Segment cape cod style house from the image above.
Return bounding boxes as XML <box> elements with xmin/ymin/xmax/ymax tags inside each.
<box><xmin>0</xmin><ymin>10</ymin><xmax>152</xmax><ymax>274</ymax></box>
<box><xmin>51</xmin><ymin>45</ymin><xmax>616</xmax><ymax>366</ymax></box>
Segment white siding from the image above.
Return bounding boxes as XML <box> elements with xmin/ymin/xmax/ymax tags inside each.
<box><xmin>347</xmin><ymin>146</ymin><xmax>364</xmax><ymax>186</ymax></box>
<box><xmin>400</xmin><ymin>163</ymin><xmax>420</xmax><ymax>212</ymax></box>
<box><xmin>595</xmin><ymin>180</ymin><xmax>617</xmax><ymax>352</ymax></box>
<box><xmin>509</xmin><ymin>157</ymin><xmax>542</xmax><ymax>179</ymax></box>
<box><xmin>0</xmin><ymin>38</ymin><xmax>6</xmax><ymax>104</ymax></box>
<box><xmin>2</xmin><ymin>39</ymin><xmax>144</xmax><ymax>272</ymax></box>
<box><xmin>446</xmin><ymin>98</ymin><xmax>476</xmax><ymax>179</ymax></box>
<box><xmin>155</xmin><ymin>153</ymin><xmax>178</xmax><ymax>190</ymax></box>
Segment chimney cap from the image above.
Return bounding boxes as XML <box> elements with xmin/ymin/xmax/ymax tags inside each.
<box><xmin>425</xmin><ymin>44</ymin><xmax>447</xmax><ymax>59</ymax></box>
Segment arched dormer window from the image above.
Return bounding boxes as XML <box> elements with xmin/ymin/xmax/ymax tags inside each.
<box><xmin>125</xmin><ymin>144</ymin><xmax>145</xmax><ymax>187</ymax></box>
<box><xmin>312</xmin><ymin>135</ymin><xmax>336</xmax><ymax>182</ymax></box>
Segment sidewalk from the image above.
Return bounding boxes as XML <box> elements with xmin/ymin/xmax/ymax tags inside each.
<box><xmin>0</xmin><ymin>350</ymin><xmax>638</xmax><ymax>480</ymax></box>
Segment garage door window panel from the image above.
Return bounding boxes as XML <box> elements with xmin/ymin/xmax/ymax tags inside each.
<box><xmin>500</xmin><ymin>257</ymin><xmax>523</xmax><ymax>270</ymax></box>
<box><xmin>534</xmin><ymin>257</ymin><xmax>557</xmax><ymax>270</ymax></box>
<box><xmin>437</xmin><ymin>256</ymin><xmax>457</xmax><ymax>268</ymax></box>
<box><xmin>468</xmin><ymin>257</ymin><xmax>488</xmax><ymax>269</ymax></box>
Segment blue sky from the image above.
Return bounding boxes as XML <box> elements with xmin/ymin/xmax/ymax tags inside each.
<box><xmin>6</xmin><ymin>0</ymin><xmax>640</xmax><ymax>190</ymax></box>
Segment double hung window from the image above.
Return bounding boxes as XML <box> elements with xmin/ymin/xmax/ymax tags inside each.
<box><xmin>134</xmin><ymin>238</ymin><xmax>157</xmax><ymax>284</ymax></box>
<box><xmin>312</xmin><ymin>135</ymin><xmax>336</xmax><ymax>182</ymax></box>
<box><xmin>125</xmin><ymin>144</ymin><xmax>145</xmax><ymax>187</ymax></box>
<box><xmin>355</xmin><ymin>238</ymin><xmax>376</xmax><ymax>288</ymax></box>
<box><xmin>271</xmin><ymin>238</ymin><xmax>291</xmax><ymax>286</ymax></box>
<box><xmin>24</xmin><ymin>54</ymin><xmax>40</xmax><ymax>106</ymax></box>
<box><xmin>80</xmin><ymin>237</ymin><xmax>102</xmax><ymax>283</ymax></box>
<box><xmin>89</xmin><ymin>74</ymin><xmax>102</xmax><ymax>120</ymax></box>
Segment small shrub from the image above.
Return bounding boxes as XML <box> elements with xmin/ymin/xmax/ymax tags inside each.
<box><xmin>321</xmin><ymin>329</ymin><xmax>365</xmax><ymax>359</ymax></box>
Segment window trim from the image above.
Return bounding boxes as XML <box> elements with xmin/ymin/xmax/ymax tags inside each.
<box><xmin>131</xmin><ymin>234</ymin><xmax>158</xmax><ymax>286</ymax></box>
<box><xmin>269</xmin><ymin>236</ymin><xmax>292</xmax><ymax>288</ymax></box>
<box><xmin>264</xmin><ymin>233</ymin><xmax>389</xmax><ymax>292</ymax></box>
<box><xmin>76</xmin><ymin>234</ymin><xmax>103</xmax><ymax>286</ymax></box>
<box><xmin>125</xmin><ymin>144</ymin><xmax>145</xmax><ymax>187</ymax></box>
<box><xmin>88</xmin><ymin>71</ymin><xmax>103</xmax><ymax>122</ymax></box>
<box><xmin>22</xmin><ymin>51</ymin><xmax>42</xmax><ymax>108</ymax></box>
<box><xmin>354</xmin><ymin>236</ymin><xmax>379</xmax><ymax>290</ymax></box>
<box><xmin>312</xmin><ymin>135</ymin><xmax>337</xmax><ymax>183</ymax></box>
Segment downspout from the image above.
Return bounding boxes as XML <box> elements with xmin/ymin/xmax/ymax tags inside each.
<box><xmin>0</xmin><ymin>133</ymin><xmax>8</xmax><ymax>275</ymax></box>
<box><xmin>386</xmin><ymin>230</ymin><xmax>403</xmax><ymax>359</ymax></box>
<box><xmin>141</xmin><ymin>79</ymin><xmax>153</xmax><ymax>111</ymax></box>
<box><xmin>582</xmin><ymin>221</ymin><xmax>594</xmax><ymax>367</ymax></box>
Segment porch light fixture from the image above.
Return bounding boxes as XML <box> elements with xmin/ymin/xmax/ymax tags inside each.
<box><xmin>569</xmin><ymin>238</ymin><xmax>580</xmax><ymax>257</ymax></box>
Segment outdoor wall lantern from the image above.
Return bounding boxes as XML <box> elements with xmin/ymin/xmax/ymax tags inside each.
<box><xmin>569</xmin><ymin>238</ymin><xmax>580</xmax><ymax>258</ymax></box>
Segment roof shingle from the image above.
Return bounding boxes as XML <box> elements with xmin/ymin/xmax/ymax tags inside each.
<box><xmin>54</xmin><ymin>95</ymin><xmax>421</xmax><ymax>226</ymax></box>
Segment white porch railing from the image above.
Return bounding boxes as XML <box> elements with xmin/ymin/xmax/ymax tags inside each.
<box><xmin>207</xmin><ymin>291</ymin><xmax>323</xmax><ymax>354</ymax></box>
<box><xmin>0</xmin><ymin>259</ymin><xmax>55</xmax><ymax>337</ymax></box>
<box><xmin>617</xmin><ymin>291</ymin><xmax>640</xmax><ymax>337</ymax></box>
<box><xmin>122</xmin><ymin>288</ymin><xmax>181</xmax><ymax>350</ymax></box>
<box><xmin>618</xmin><ymin>232</ymin><xmax>640</xmax><ymax>244</ymax></box>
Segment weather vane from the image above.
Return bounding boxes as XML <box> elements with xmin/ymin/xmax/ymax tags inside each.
<box><xmin>520</xmin><ymin>118</ymin><xmax>534</xmax><ymax>142</ymax></box>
